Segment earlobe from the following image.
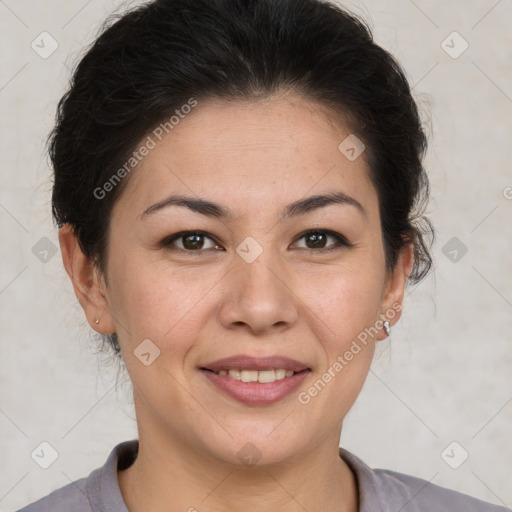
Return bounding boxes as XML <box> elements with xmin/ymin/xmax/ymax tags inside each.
<box><xmin>376</xmin><ymin>243</ymin><xmax>414</xmax><ymax>341</ymax></box>
<box><xmin>58</xmin><ymin>224</ymin><xmax>116</xmax><ymax>334</ymax></box>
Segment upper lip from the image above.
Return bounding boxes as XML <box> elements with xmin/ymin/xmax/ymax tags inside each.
<box><xmin>201</xmin><ymin>355</ymin><xmax>310</xmax><ymax>372</ymax></box>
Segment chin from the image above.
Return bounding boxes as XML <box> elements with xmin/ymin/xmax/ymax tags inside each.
<box><xmin>200</xmin><ymin>421</ymin><xmax>311</xmax><ymax>468</ymax></box>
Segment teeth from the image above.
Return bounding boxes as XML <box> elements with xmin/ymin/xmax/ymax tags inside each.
<box><xmin>257</xmin><ymin>370</ymin><xmax>275</xmax><ymax>383</ymax></box>
<box><xmin>213</xmin><ymin>368</ymin><xmax>298</xmax><ymax>383</ymax></box>
<box><xmin>240</xmin><ymin>370</ymin><xmax>258</xmax><ymax>382</ymax></box>
<box><xmin>275</xmin><ymin>369</ymin><xmax>286</xmax><ymax>380</ymax></box>
<box><xmin>228</xmin><ymin>369</ymin><xmax>241</xmax><ymax>380</ymax></box>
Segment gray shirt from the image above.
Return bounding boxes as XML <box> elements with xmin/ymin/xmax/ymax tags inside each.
<box><xmin>17</xmin><ymin>439</ymin><xmax>510</xmax><ymax>512</ymax></box>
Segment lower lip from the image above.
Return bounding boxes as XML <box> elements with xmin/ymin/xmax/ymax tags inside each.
<box><xmin>201</xmin><ymin>369</ymin><xmax>310</xmax><ymax>405</ymax></box>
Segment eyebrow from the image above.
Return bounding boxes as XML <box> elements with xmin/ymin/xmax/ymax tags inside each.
<box><xmin>139</xmin><ymin>191</ymin><xmax>367</xmax><ymax>221</ymax></box>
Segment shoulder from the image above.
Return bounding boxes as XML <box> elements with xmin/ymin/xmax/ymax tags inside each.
<box><xmin>340</xmin><ymin>448</ymin><xmax>510</xmax><ymax>512</ymax></box>
<box><xmin>16</xmin><ymin>440</ymin><xmax>137</xmax><ymax>512</ymax></box>
<box><xmin>15</xmin><ymin>475</ymin><xmax>92</xmax><ymax>512</ymax></box>
<box><xmin>375</xmin><ymin>467</ymin><xmax>509</xmax><ymax>511</ymax></box>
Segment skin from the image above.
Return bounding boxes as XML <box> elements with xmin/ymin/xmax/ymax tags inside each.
<box><xmin>59</xmin><ymin>91</ymin><xmax>413</xmax><ymax>512</ymax></box>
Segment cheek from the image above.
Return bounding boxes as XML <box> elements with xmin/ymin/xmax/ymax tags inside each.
<box><xmin>297</xmin><ymin>261</ymin><xmax>384</xmax><ymax>342</ymax></box>
<box><xmin>107</xmin><ymin>236</ymin><xmax>385</xmax><ymax>360</ymax></box>
<box><xmin>296</xmin><ymin>268</ymin><xmax>379</xmax><ymax>419</ymax></box>
<box><xmin>293</xmin><ymin>259</ymin><xmax>383</xmax><ymax>407</ymax></box>
<box><xmin>107</xmin><ymin>253</ymin><xmax>219</xmax><ymax>348</ymax></box>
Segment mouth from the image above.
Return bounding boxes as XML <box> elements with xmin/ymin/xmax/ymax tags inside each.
<box><xmin>202</xmin><ymin>368</ymin><xmax>302</xmax><ymax>383</ymax></box>
<box><xmin>199</xmin><ymin>355</ymin><xmax>311</xmax><ymax>405</ymax></box>
<box><xmin>201</xmin><ymin>368</ymin><xmax>298</xmax><ymax>384</ymax></box>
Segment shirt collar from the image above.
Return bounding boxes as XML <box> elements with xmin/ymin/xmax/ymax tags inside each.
<box><xmin>89</xmin><ymin>439</ymin><xmax>400</xmax><ymax>512</ymax></box>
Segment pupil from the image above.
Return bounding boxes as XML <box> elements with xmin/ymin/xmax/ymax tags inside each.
<box><xmin>184</xmin><ymin>234</ymin><xmax>202</xmax><ymax>250</ymax></box>
<box><xmin>307</xmin><ymin>232</ymin><xmax>326</xmax><ymax>249</ymax></box>
<box><xmin>181</xmin><ymin>233</ymin><xmax>327</xmax><ymax>251</ymax></box>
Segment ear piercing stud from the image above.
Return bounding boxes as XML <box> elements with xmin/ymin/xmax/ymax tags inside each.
<box><xmin>94</xmin><ymin>318</ymin><xmax>100</xmax><ymax>324</ymax></box>
<box><xmin>383</xmin><ymin>321</ymin><xmax>391</xmax><ymax>336</ymax></box>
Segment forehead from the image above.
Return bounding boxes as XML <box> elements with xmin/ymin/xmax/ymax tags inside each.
<box><xmin>113</xmin><ymin>93</ymin><xmax>378</xmax><ymax>221</ymax></box>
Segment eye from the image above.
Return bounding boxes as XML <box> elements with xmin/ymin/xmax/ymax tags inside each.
<box><xmin>161</xmin><ymin>229</ymin><xmax>352</xmax><ymax>254</ymax></box>
<box><xmin>161</xmin><ymin>231</ymin><xmax>223</xmax><ymax>252</ymax></box>
<box><xmin>292</xmin><ymin>229</ymin><xmax>352</xmax><ymax>252</ymax></box>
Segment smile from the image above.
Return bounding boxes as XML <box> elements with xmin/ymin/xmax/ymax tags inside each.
<box><xmin>208</xmin><ymin>369</ymin><xmax>296</xmax><ymax>383</ymax></box>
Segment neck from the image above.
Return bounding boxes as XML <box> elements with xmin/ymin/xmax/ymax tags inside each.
<box><xmin>118</xmin><ymin>429</ymin><xmax>358</xmax><ymax>512</ymax></box>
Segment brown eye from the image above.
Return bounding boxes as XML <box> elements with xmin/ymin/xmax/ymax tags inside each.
<box><xmin>162</xmin><ymin>229</ymin><xmax>351</xmax><ymax>255</ymax></box>
<box><xmin>162</xmin><ymin>231</ymin><xmax>223</xmax><ymax>252</ymax></box>
<box><xmin>304</xmin><ymin>231</ymin><xmax>328</xmax><ymax>249</ymax></box>
<box><xmin>181</xmin><ymin>233</ymin><xmax>204</xmax><ymax>250</ymax></box>
<box><xmin>293</xmin><ymin>230</ymin><xmax>352</xmax><ymax>252</ymax></box>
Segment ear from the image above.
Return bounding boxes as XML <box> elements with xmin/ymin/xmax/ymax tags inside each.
<box><xmin>375</xmin><ymin>242</ymin><xmax>414</xmax><ymax>341</ymax></box>
<box><xmin>58</xmin><ymin>224</ymin><xmax>116</xmax><ymax>334</ymax></box>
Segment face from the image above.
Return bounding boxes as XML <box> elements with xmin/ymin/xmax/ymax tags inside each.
<box><xmin>67</xmin><ymin>93</ymin><xmax>411</xmax><ymax>466</ymax></box>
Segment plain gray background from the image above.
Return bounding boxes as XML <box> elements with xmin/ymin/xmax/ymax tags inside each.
<box><xmin>1</xmin><ymin>0</ymin><xmax>511</xmax><ymax>510</ymax></box>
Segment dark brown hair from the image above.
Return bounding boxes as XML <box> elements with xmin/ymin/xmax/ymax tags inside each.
<box><xmin>49</xmin><ymin>0</ymin><xmax>434</xmax><ymax>353</ymax></box>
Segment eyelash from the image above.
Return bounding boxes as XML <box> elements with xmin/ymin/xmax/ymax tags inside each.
<box><xmin>160</xmin><ymin>229</ymin><xmax>353</xmax><ymax>254</ymax></box>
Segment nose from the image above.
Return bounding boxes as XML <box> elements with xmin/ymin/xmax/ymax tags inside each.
<box><xmin>217</xmin><ymin>247</ymin><xmax>299</xmax><ymax>336</ymax></box>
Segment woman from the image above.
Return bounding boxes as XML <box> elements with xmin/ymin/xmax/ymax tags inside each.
<box><xmin>17</xmin><ymin>0</ymin><xmax>509</xmax><ymax>510</ymax></box>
